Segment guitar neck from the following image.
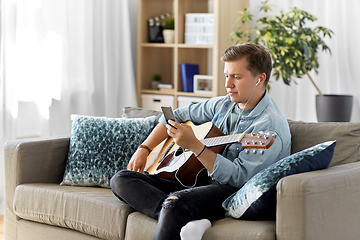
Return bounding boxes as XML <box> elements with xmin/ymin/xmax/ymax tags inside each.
<box><xmin>200</xmin><ymin>133</ymin><xmax>246</xmax><ymax>147</ymax></box>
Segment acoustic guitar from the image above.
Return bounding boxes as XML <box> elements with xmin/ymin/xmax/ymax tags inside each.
<box><xmin>145</xmin><ymin>121</ymin><xmax>275</xmax><ymax>187</ymax></box>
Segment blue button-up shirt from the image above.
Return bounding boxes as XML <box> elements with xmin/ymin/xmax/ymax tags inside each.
<box><xmin>159</xmin><ymin>91</ymin><xmax>291</xmax><ymax>188</ymax></box>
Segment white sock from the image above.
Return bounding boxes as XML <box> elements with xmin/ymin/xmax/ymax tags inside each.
<box><xmin>180</xmin><ymin>219</ymin><xmax>212</xmax><ymax>240</ymax></box>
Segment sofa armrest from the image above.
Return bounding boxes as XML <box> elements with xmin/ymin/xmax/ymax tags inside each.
<box><xmin>4</xmin><ymin>136</ymin><xmax>70</xmax><ymax>240</ymax></box>
<box><xmin>5</xmin><ymin>136</ymin><xmax>70</xmax><ymax>185</ymax></box>
<box><xmin>276</xmin><ymin>161</ymin><xmax>360</xmax><ymax>240</ymax></box>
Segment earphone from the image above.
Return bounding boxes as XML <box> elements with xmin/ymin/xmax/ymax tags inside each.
<box><xmin>234</xmin><ymin>78</ymin><xmax>262</xmax><ymax>131</ymax></box>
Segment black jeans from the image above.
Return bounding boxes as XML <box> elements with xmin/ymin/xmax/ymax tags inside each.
<box><xmin>110</xmin><ymin>170</ymin><xmax>238</xmax><ymax>240</ymax></box>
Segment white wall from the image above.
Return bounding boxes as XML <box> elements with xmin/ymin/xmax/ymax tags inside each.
<box><xmin>0</xmin><ymin>0</ymin><xmax>139</xmax><ymax>216</ymax></box>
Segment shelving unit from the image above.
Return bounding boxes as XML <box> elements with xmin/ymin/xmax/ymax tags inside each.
<box><xmin>136</xmin><ymin>0</ymin><xmax>248</xmax><ymax>109</ymax></box>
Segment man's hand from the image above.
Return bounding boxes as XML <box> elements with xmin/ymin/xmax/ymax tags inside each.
<box><xmin>166</xmin><ymin>120</ymin><xmax>204</xmax><ymax>154</ymax></box>
<box><xmin>127</xmin><ymin>148</ymin><xmax>148</xmax><ymax>173</ymax></box>
<box><xmin>166</xmin><ymin>120</ymin><xmax>217</xmax><ymax>173</ymax></box>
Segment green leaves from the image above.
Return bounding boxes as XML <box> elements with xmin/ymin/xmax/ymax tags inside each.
<box><xmin>229</xmin><ymin>1</ymin><xmax>333</xmax><ymax>90</ymax></box>
<box><xmin>237</xmin><ymin>8</ymin><xmax>252</xmax><ymax>24</ymax></box>
<box><xmin>259</xmin><ymin>0</ymin><xmax>272</xmax><ymax>13</ymax></box>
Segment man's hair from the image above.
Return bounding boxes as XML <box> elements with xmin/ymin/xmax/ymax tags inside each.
<box><xmin>220</xmin><ymin>43</ymin><xmax>272</xmax><ymax>86</ymax></box>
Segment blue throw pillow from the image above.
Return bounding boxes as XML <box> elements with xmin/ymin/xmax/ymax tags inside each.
<box><xmin>222</xmin><ymin>140</ymin><xmax>336</xmax><ymax>220</ymax></box>
<box><xmin>61</xmin><ymin>115</ymin><xmax>157</xmax><ymax>188</ymax></box>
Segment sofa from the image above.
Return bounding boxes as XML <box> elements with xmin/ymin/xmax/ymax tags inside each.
<box><xmin>4</xmin><ymin>109</ymin><xmax>360</xmax><ymax>240</ymax></box>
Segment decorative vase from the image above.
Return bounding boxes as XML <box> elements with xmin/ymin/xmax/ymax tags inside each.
<box><xmin>162</xmin><ymin>29</ymin><xmax>174</xmax><ymax>44</ymax></box>
<box><xmin>316</xmin><ymin>94</ymin><xmax>353</xmax><ymax>122</ymax></box>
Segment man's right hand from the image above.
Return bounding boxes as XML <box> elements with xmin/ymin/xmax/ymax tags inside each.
<box><xmin>127</xmin><ymin>148</ymin><xmax>148</xmax><ymax>173</ymax></box>
<box><xmin>127</xmin><ymin>123</ymin><xmax>169</xmax><ymax>173</ymax></box>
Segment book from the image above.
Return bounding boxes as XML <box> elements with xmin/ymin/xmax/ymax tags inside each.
<box><xmin>180</xmin><ymin>63</ymin><xmax>199</xmax><ymax>92</ymax></box>
<box><xmin>158</xmin><ymin>83</ymin><xmax>173</xmax><ymax>89</ymax></box>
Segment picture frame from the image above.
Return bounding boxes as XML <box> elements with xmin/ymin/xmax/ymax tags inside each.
<box><xmin>193</xmin><ymin>75</ymin><xmax>213</xmax><ymax>94</ymax></box>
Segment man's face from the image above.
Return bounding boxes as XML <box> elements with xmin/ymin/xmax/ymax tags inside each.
<box><xmin>224</xmin><ymin>58</ymin><xmax>259</xmax><ymax>105</ymax></box>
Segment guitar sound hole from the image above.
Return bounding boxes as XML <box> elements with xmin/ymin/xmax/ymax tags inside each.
<box><xmin>174</xmin><ymin>148</ymin><xmax>184</xmax><ymax>157</ymax></box>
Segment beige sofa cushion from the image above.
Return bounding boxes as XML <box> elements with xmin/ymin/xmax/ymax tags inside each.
<box><xmin>288</xmin><ymin>120</ymin><xmax>360</xmax><ymax>167</ymax></box>
<box><xmin>124</xmin><ymin>212</ymin><xmax>276</xmax><ymax>240</ymax></box>
<box><xmin>13</xmin><ymin>183</ymin><xmax>134</xmax><ymax>240</ymax></box>
<box><xmin>17</xmin><ymin>219</ymin><xmax>102</xmax><ymax>240</ymax></box>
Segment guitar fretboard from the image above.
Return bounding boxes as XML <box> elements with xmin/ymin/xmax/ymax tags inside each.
<box><xmin>200</xmin><ymin>133</ymin><xmax>246</xmax><ymax>147</ymax></box>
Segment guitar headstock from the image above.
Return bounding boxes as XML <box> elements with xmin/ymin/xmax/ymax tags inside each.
<box><xmin>240</xmin><ymin>132</ymin><xmax>275</xmax><ymax>149</ymax></box>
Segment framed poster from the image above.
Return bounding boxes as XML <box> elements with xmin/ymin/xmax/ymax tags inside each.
<box><xmin>193</xmin><ymin>75</ymin><xmax>213</xmax><ymax>94</ymax></box>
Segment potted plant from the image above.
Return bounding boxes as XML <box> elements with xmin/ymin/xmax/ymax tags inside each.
<box><xmin>152</xmin><ymin>73</ymin><xmax>162</xmax><ymax>90</ymax></box>
<box><xmin>230</xmin><ymin>1</ymin><xmax>353</xmax><ymax>122</ymax></box>
<box><xmin>162</xmin><ymin>14</ymin><xmax>175</xmax><ymax>44</ymax></box>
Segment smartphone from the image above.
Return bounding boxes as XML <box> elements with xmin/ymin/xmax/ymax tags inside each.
<box><xmin>161</xmin><ymin>106</ymin><xmax>177</xmax><ymax>129</ymax></box>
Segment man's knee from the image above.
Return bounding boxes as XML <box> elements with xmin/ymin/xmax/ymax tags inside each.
<box><xmin>162</xmin><ymin>194</ymin><xmax>180</xmax><ymax>209</ymax></box>
<box><xmin>110</xmin><ymin>169</ymin><xmax>132</xmax><ymax>191</ymax></box>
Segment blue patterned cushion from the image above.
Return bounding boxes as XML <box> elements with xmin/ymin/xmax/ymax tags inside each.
<box><xmin>61</xmin><ymin>115</ymin><xmax>157</xmax><ymax>188</ymax></box>
<box><xmin>222</xmin><ymin>140</ymin><xmax>336</xmax><ymax>220</ymax></box>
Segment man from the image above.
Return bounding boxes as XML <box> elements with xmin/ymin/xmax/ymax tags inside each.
<box><xmin>110</xmin><ymin>43</ymin><xmax>291</xmax><ymax>240</ymax></box>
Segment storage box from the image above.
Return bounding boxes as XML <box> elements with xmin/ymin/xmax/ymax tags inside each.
<box><xmin>185</xmin><ymin>24</ymin><xmax>214</xmax><ymax>34</ymax></box>
<box><xmin>185</xmin><ymin>33</ymin><xmax>214</xmax><ymax>44</ymax></box>
<box><xmin>185</xmin><ymin>13</ymin><xmax>214</xmax><ymax>24</ymax></box>
<box><xmin>177</xmin><ymin>96</ymin><xmax>210</xmax><ymax>109</ymax></box>
<box><xmin>141</xmin><ymin>94</ymin><xmax>174</xmax><ymax>111</ymax></box>
<box><xmin>185</xmin><ymin>13</ymin><xmax>214</xmax><ymax>45</ymax></box>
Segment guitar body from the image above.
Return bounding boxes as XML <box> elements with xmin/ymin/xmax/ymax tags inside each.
<box><xmin>146</xmin><ymin>121</ymin><xmax>225</xmax><ymax>186</ymax></box>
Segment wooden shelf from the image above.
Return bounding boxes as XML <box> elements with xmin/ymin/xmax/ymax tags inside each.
<box><xmin>141</xmin><ymin>89</ymin><xmax>213</xmax><ymax>98</ymax></box>
<box><xmin>136</xmin><ymin>0</ymin><xmax>248</xmax><ymax>109</ymax></box>
<box><xmin>142</xmin><ymin>89</ymin><xmax>175</xmax><ymax>95</ymax></box>
<box><xmin>141</xmin><ymin>43</ymin><xmax>213</xmax><ymax>49</ymax></box>
<box><xmin>141</xmin><ymin>43</ymin><xmax>175</xmax><ymax>48</ymax></box>
<box><xmin>177</xmin><ymin>44</ymin><xmax>213</xmax><ymax>49</ymax></box>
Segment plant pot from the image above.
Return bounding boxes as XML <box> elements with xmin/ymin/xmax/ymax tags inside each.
<box><xmin>316</xmin><ymin>94</ymin><xmax>353</xmax><ymax>122</ymax></box>
<box><xmin>162</xmin><ymin>29</ymin><xmax>174</xmax><ymax>44</ymax></box>
<box><xmin>152</xmin><ymin>80</ymin><xmax>161</xmax><ymax>90</ymax></box>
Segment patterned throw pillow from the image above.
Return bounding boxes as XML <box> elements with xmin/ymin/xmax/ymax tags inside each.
<box><xmin>222</xmin><ymin>140</ymin><xmax>337</xmax><ymax>220</ymax></box>
<box><xmin>61</xmin><ymin>115</ymin><xmax>157</xmax><ymax>188</ymax></box>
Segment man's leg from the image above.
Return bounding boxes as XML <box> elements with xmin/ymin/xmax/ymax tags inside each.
<box><xmin>153</xmin><ymin>184</ymin><xmax>238</xmax><ymax>240</ymax></box>
<box><xmin>110</xmin><ymin>170</ymin><xmax>184</xmax><ymax>219</ymax></box>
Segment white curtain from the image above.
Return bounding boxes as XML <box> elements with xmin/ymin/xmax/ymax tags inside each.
<box><xmin>250</xmin><ymin>0</ymin><xmax>360</xmax><ymax>122</ymax></box>
<box><xmin>0</xmin><ymin>0</ymin><xmax>138</xmax><ymax>214</ymax></box>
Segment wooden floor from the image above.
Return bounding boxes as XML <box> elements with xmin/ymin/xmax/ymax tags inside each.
<box><xmin>0</xmin><ymin>215</ymin><xmax>4</xmax><ymax>240</ymax></box>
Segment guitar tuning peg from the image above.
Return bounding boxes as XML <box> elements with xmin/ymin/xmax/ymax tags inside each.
<box><xmin>260</xmin><ymin>150</ymin><xmax>264</xmax><ymax>155</ymax></box>
<box><xmin>245</xmin><ymin>149</ymin><xmax>250</xmax><ymax>154</ymax></box>
<box><xmin>272</xmin><ymin>133</ymin><xmax>277</xmax><ymax>138</ymax></box>
<box><xmin>252</xmin><ymin>149</ymin><xmax>257</xmax><ymax>154</ymax></box>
